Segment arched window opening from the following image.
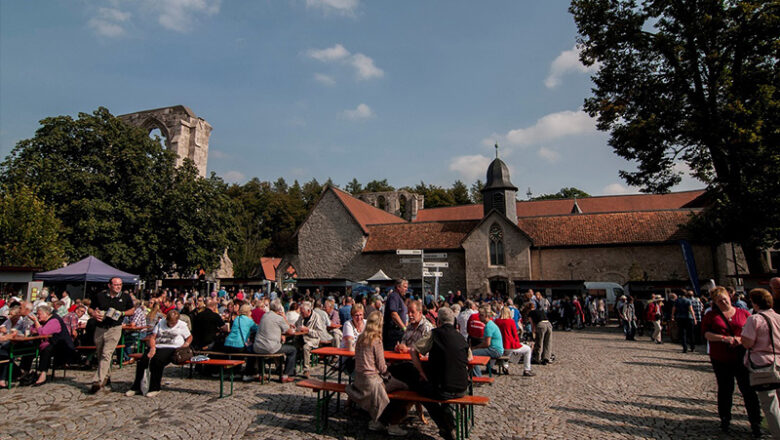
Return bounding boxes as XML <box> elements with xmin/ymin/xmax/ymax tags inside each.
<box><xmin>377</xmin><ymin>195</ymin><xmax>386</xmax><ymax>211</ymax></box>
<box><xmin>489</xmin><ymin>223</ymin><xmax>505</xmax><ymax>266</ymax></box>
<box><xmin>399</xmin><ymin>195</ymin><xmax>407</xmax><ymax>218</ymax></box>
<box><xmin>149</xmin><ymin>127</ymin><xmax>167</xmax><ymax>148</ymax></box>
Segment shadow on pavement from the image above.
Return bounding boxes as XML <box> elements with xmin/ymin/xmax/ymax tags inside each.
<box><xmin>623</xmin><ymin>360</ymin><xmax>713</xmax><ymax>373</ymax></box>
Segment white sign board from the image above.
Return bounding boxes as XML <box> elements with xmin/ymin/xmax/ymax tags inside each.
<box><xmin>424</xmin><ymin>253</ymin><xmax>448</xmax><ymax>259</ymax></box>
<box><xmin>396</xmin><ymin>249</ymin><xmax>422</xmax><ymax>255</ymax></box>
<box><xmin>423</xmin><ymin>262</ymin><xmax>449</xmax><ymax>268</ymax></box>
<box><xmin>423</xmin><ymin>271</ymin><xmax>443</xmax><ymax>277</ymax></box>
<box><xmin>400</xmin><ymin>258</ymin><xmax>421</xmax><ymax>264</ymax></box>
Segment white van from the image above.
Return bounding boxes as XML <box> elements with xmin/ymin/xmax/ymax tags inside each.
<box><xmin>584</xmin><ymin>282</ymin><xmax>627</xmax><ymax>309</ymax></box>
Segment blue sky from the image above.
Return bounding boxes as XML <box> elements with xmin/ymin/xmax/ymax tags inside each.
<box><xmin>0</xmin><ymin>0</ymin><xmax>702</xmax><ymax>197</ymax></box>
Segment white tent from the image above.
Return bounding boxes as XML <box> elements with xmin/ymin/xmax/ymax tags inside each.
<box><xmin>365</xmin><ymin>270</ymin><xmax>392</xmax><ymax>282</ymax></box>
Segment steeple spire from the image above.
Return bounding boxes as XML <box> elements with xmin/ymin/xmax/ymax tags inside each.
<box><xmin>495</xmin><ymin>143</ymin><xmax>499</xmax><ymax>159</ymax></box>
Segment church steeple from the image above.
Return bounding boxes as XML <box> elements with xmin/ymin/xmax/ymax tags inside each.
<box><xmin>481</xmin><ymin>143</ymin><xmax>518</xmax><ymax>223</ymax></box>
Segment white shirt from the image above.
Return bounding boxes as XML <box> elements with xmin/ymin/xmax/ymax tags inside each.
<box><xmin>152</xmin><ymin>319</ymin><xmax>191</xmax><ymax>349</ymax></box>
<box><xmin>457</xmin><ymin>310</ymin><xmax>477</xmax><ymax>339</ymax></box>
<box><xmin>286</xmin><ymin>310</ymin><xmax>300</xmax><ymax>325</ymax></box>
<box><xmin>341</xmin><ymin>318</ymin><xmax>367</xmax><ymax>349</ymax></box>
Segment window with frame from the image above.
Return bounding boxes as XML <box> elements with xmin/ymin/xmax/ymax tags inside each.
<box><xmin>489</xmin><ymin>223</ymin><xmax>505</xmax><ymax>266</ymax></box>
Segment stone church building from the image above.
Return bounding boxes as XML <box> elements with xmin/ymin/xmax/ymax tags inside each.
<box><xmin>279</xmin><ymin>156</ymin><xmax>739</xmax><ymax>298</ymax></box>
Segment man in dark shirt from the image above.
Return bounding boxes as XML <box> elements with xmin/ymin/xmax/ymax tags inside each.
<box><xmin>382</xmin><ymin>279</ymin><xmax>409</xmax><ymax>350</ymax></box>
<box><xmin>408</xmin><ymin>307</ymin><xmax>472</xmax><ymax>440</ymax></box>
<box><xmin>87</xmin><ymin>277</ymin><xmax>135</xmax><ymax>394</ymax></box>
<box><xmin>672</xmin><ymin>290</ymin><xmax>696</xmax><ymax>353</ymax></box>
<box><xmin>529</xmin><ymin>302</ymin><xmax>553</xmax><ymax>364</ymax></box>
<box><xmin>191</xmin><ymin>298</ymin><xmax>227</xmax><ymax>350</ymax></box>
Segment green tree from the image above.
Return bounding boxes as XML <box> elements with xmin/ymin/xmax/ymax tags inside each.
<box><xmin>532</xmin><ymin>187</ymin><xmax>591</xmax><ymax>201</ymax></box>
<box><xmin>301</xmin><ymin>178</ymin><xmax>323</xmax><ymax>210</ymax></box>
<box><xmin>344</xmin><ymin>178</ymin><xmax>363</xmax><ymax>194</ymax></box>
<box><xmin>273</xmin><ymin>177</ymin><xmax>289</xmax><ymax>194</ymax></box>
<box><xmin>364</xmin><ymin>179</ymin><xmax>395</xmax><ymax>193</ymax></box>
<box><xmin>414</xmin><ymin>181</ymin><xmax>455</xmax><ymax>208</ymax></box>
<box><xmin>570</xmin><ymin>0</ymin><xmax>780</xmax><ymax>273</ymax></box>
<box><xmin>470</xmin><ymin>180</ymin><xmax>484</xmax><ymax>203</ymax></box>
<box><xmin>227</xmin><ymin>179</ymin><xmax>271</xmax><ymax>278</ymax></box>
<box><xmin>0</xmin><ymin>107</ymin><xmax>237</xmax><ymax>278</ymax></box>
<box><xmin>0</xmin><ymin>185</ymin><xmax>67</xmax><ymax>270</ymax></box>
<box><xmin>449</xmin><ymin>180</ymin><xmax>472</xmax><ymax>205</ymax></box>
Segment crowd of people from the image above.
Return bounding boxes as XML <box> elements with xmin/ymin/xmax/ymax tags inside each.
<box><xmin>4</xmin><ymin>276</ymin><xmax>780</xmax><ymax>439</ymax></box>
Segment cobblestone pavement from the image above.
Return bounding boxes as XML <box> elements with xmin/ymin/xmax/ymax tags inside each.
<box><xmin>0</xmin><ymin>326</ymin><xmax>765</xmax><ymax>439</ymax></box>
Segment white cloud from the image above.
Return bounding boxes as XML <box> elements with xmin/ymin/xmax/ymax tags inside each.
<box><xmin>153</xmin><ymin>0</ymin><xmax>221</xmax><ymax>33</ymax></box>
<box><xmin>350</xmin><ymin>53</ymin><xmax>383</xmax><ymax>80</ymax></box>
<box><xmin>537</xmin><ymin>147</ymin><xmax>561</xmax><ymax>163</ymax></box>
<box><xmin>545</xmin><ymin>45</ymin><xmax>599</xmax><ymax>89</ymax></box>
<box><xmin>210</xmin><ymin>149</ymin><xmax>229</xmax><ymax>159</ymax></box>
<box><xmin>307</xmin><ymin>44</ymin><xmax>351</xmax><ymax>62</ymax></box>
<box><xmin>602</xmin><ymin>183</ymin><xmax>636</xmax><ymax>195</ymax></box>
<box><xmin>88</xmin><ymin>8</ymin><xmax>131</xmax><ymax>38</ymax></box>
<box><xmin>306</xmin><ymin>44</ymin><xmax>383</xmax><ymax>81</ymax></box>
<box><xmin>305</xmin><ymin>0</ymin><xmax>359</xmax><ymax>15</ymax></box>
<box><xmin>223</xmin><ymin>170</ymin><xmax>246</xmax><ymax>184</ymax></box>
<box><xmin>86</xmin><ymin>1</ymin><xmax>219</xmax><ymax>36</ymax></box>
<box><xmin>342</xmin><ymin>103</ymin><xmax>374</xmax><ymax>120</ymax></box>
<box><xmin>449</xmin><ymin>154</ymin><xmax>493</xmax><ymax>182</ymax></box>
<box><xmin>314</xmin><ymin>73</ymin><xmax>336</xmax><ymax>86</ymax></box>
<box><xmin>484</xmin><ymin>109</ymin><xmax>597</xmax><ymax>148</ymax></box>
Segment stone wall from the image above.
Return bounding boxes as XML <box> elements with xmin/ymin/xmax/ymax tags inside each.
<box><xmin>462</xmin><ymin>213</ymin><xmax>532</xmax><ymax>297</ymax></box>
<box><xmin>530</xmin><ymin>243</ymin><xmax>717</xmax><ymax>284</ymax></box>
<box><xmin>357</xmin><ymin>190</ymin><xmax>424</xmax><ymax>221</ymax></box>
<box><xmin>296</xmin><ymin>190</ymin><xmax>365</xmax><ymax>278</ymax></box>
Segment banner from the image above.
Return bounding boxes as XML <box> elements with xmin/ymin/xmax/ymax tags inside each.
<box><xmin>679</xmin><ymin>240</ymin><xmax>701</xmax><ymax>294</ymax></box>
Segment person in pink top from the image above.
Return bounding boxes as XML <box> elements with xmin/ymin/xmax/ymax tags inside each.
<box><xmin>494</xmin><ymin>307</ymin><xmax>534</xmax><ymax>377</ymax></box>
<box><xmin>29</xmin><ymin>304</ymin><xmax>75</xmax><ymax>386</ymax></box>
<box><xmin>741</xmin><ymin>288</ymin><xmax>780</xmax><ymax>438</ymax></box>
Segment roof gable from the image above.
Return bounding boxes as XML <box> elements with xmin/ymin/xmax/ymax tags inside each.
<box><xmin>259</xmin><ymin>257</ymin><xmax>281</xmax><ymax>281</ymax></box>
<box><xmin>330</xmin><ymin>187</ymin><xmax>407</xmax><ymax>233</ymax></box>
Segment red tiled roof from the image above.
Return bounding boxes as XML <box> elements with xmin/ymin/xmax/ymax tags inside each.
<box><xmin>260</xmin><ymin>257</ymin><xmax>281</xmax><ymax>281</ymax></box>
<box><xmin>413</xmin><ymin>190</ymin><xmax>707</xmax><ymax>222</ymax></box>
<box><xmin>363</xmin><ymin>221</ymin><xmax>478</xmax><ymax>252</ymax></box>
<box><xmin>330</xmin><ymin>187</ymin><xmax>407</xmax><ymax>233</ymax></box>
<box><xmin>516</xmin><ymin>210</ymin><xmax>699</xmax><ymax>247</ymax></box>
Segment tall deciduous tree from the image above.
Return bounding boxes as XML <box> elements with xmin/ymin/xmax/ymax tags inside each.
<box><xmin>364</xmin><ymin>179</ymin><xmax>395</xmax><ymax>193</ymax></box>
<box><xmin>570</xmin><ymin>0</ymin><xmax>780</xmax><ymax>273</ymax></box>
<box><xmin>0</xmin><ymin>107</ymin><xmax>237</xmax><ymax>278</ymax></box>
<box><xmin>0</xmin><ymin>185</ymin><xmax>67</xmax><ymax>270</ymax></box>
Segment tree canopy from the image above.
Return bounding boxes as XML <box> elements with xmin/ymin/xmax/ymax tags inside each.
<box><xmin>570</xmin><ymin>0</ymin><xmax>780</xmax><ymax>273</ymax></box>
<box><xmin>0</xmin><ymin>107</ymin><xmax>237</xmax><ymax>279</ymax></box>
<box><xmin>532</xmin><ymin>187</ymin><xmax>591</xmax><ymax>201</ymax></box>
<box><xmin>0</xmin><ymin>185</ymin><xmax>67</xmax><ymax>270</ymax></box>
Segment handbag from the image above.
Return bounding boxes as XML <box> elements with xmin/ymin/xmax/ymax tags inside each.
<box><xmin>747</xmin><ymin>313</ymin><xmax>780</xmax><ymax>391</ymax></box>
<box><xmin>172</xmin><ymin>345</ymin><xmax>194</xmax><ymax>365</ymax></box>
<box><xmin>140</xmin><ymin>367</ymin><xmax>151</xmax><ymax>395</ymax></box>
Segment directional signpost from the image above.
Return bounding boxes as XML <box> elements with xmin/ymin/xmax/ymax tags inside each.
<box><xmin>397</xmin><ymin>249</ymin><xmax>448</xmax><ymax>298</ymax></box>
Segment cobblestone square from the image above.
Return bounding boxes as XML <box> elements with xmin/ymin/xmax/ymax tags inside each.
<box><xmin>0</xmin><ymin>327</ymin><xmax>758</xmax><ymax>439</ymax></box>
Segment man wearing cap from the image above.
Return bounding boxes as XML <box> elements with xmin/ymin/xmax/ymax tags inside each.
<box><xmin>88</xmin><ymin>277</ymin><xmax>135</xmax><ymax>394</ymax></box>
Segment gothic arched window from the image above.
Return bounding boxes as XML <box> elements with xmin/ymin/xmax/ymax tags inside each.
<box><xmin>377</xmin><ymin>195</ymin><xmax>386</xmax><ymax>210</ymax></box>
<box><xmin>489</xmin><ymin>223</ymin><xmax>505</xmax><ymax>266</ymax></box>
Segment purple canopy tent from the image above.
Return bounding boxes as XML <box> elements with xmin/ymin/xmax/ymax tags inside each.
<box><xmin>34</xmin><ymin>256</ymin><xmax>139</xmax><ymax>284</ymax></box>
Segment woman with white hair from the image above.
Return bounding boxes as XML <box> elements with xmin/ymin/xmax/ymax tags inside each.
<box><xmin>28</xmin><ymin>304</ymin><xmax>75</xmax><ymax>386</ymax></box>
<box><xmin>224</xmin><ymin>303</ymin><xmax>258</xmax><ymax>381</ymax></box>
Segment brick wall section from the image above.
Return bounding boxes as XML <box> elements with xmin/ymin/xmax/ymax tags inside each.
<box><xmin>462</xmin><ymin>213</ymin><xmax>532</xmax><ymax>297</ymax></box>
<box><xmin>530</xmin><ymin>243</ymin><xmax>716</xmax><ymax>284</ymax></box>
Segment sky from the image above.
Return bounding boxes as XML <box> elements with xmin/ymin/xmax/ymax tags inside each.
<box><xmin>0</xmin><ymin>0</ymin><xmax>703</xmax><ymax>198</ymax></box>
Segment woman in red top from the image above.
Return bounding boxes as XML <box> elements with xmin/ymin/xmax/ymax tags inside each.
<box><xmin>702</xmin><ymin>286</ymin><xmax>761</xmax><ymax>437</ymax></box>
<box><xmin>494</xmin><ymin>307</ymin><xmax>534</xmax><ymax>377</ymax></box>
